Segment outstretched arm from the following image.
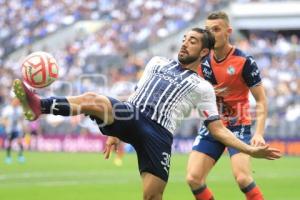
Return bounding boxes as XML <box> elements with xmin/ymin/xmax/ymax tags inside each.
<box><xmin>242</xmin><ymin>56</ymin><xmax>267</xmax><ymax>146</ymax></box>
<box><xmin>250</xmin><ymin>84</ymin><xmax>267</xmax><ymax>146</ymax></box>
<box><xmin>207</xmin><ymin>120</ymin><xmax>281</xmax><ymax>160</ymax></box>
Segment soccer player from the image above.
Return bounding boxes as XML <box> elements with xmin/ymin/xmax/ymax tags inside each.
<box><xmin>2</xmin><ymin>98</ymin><xmax>26</xmax><ymax>164</ymax></box>
<box><xmin>186</xmin><ymin>12</ymin><xmax>268</xmax><ymax>200</ymax></box>
<box><xmin>13</xmin><ymin>28</ymin><xmax>280</xmax><ymax>200</ymax></box>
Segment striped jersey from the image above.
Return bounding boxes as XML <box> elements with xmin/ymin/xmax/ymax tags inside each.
<box><xmin>127</xmin><ymin>56</ymin><xmax>219</xmax><ymax>134</ymax></box>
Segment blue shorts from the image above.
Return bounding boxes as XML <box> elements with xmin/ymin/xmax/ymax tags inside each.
<box><xmin>192</xmin><ymin>125</ymin><xmax>252</xmax><ymax>161</ymax></box>
<box><xmin>8</xmin><ymin>131</ymin><xmax>23</xmax><ymax>140</ymax></box>
<box><xmin>95</xmin><ymin>97</ymin><xmax>173</xmax><ymax>182</ymax></box>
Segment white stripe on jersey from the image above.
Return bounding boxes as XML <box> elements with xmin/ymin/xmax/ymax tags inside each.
<box><xmin>167</xmin><ymin>63</ymin><xmax>179</xmax><ymax>70</ymax></box>
<box><xmin>157</xmin><ymin>77</ymin><xmax>191</xmax><ymax>124</ymax></box>
<box><xmin>127</xmin><ymin>56</ymin><xmax>219</xmax><ymax>134</ymax></box>
<box><xmin>135</xmin><ymin>76</ymin><xmax>158</xmax><ymax>107</ymax></box>
<box><xmin>160</xmin><ymin>80</ymin><xmax>196</xmax><ymax>128</ymax></box>
<box><xmin>141</xmin><ymin>78</ymin><xmax>162</xmax><ymax>112</ymax></box>
<box><xmin>141</xmin><ymin>62</ymin><xmax>179</xmax><ymax>114</ymax></box>
<box><xmin>151</xmin><ymin>83</ymin><xmax>172</xmax><ymax>120</ymax></box>
<box><xmin>151</xmin><ymin>70</ymin><xmax>189</xmax><ymax>120</ymax></box>
<box><xmin>130</xmin><ymin>60</ymin><xmax>174</xmax><ymax>105</ymax></box>
<box><xmin>130</xmin><ymin>65</ymin><xmax>159</xmax><ymax>105</ymax></box>
<box><xmin>163</xmin><ymin>84</ymin><xmax>197</xmax><ymax>128</ymax></box>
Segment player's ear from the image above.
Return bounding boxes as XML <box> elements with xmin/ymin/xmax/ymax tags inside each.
<box><xmin>200</xmin><ymin>48</ymin><xmax>209</xmax><ymax>58</ymax></box>
<box><xmin>227</xmin><ymin>26</ymin><xmax>233</xmax><ymax>35</ymax></box>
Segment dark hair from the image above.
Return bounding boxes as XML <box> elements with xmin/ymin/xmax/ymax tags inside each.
<box><xmin>191</xmin><ymin>27</ymin><xmax>215</xmax><ymax>51</ymax></box>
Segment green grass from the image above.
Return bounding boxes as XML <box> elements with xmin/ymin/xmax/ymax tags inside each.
<box><xmin>0</xmin><ymin>151</ymin><xmax>299</xmax><ymax>200</ymax></box>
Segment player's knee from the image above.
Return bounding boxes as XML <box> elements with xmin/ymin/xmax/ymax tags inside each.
<box><xmin>81</xmin><ymin>92</ymin><xmax>99</xmax><ymax>102</ymax></box>
<box><xmin>234</xmin><ymin>173</ymin><xmax>253</xmax><ymax>187</ymax></box>
<box><xmin>81</xmin><ymin>92</ymin><xmax>107</xmax><ymax>110</ymax></box>
<box><xmin>186</xmin><ymin>172</ymin><xmax>205</xmax><ymax>188</ymax></box>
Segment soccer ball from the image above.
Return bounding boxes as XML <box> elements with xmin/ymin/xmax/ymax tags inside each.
<box><xmin>21</xmin><ymin>51</ymin><xmax>59</xmax><ymax>88</ymax></box>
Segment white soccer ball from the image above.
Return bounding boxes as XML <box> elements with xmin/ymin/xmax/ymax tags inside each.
<box><xmin>21</xmin><ymin>51</ymin><xmax>59</xmax><ymax>88</ymax></box>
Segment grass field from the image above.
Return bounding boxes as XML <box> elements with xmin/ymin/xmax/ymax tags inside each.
<box><xmin>0</xmin><ymin>151</ymin><xmax>299</xmax><ymax>200</ymax></box>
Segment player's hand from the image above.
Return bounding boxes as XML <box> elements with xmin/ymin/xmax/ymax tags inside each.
<box><xmin>103</xmin><ymin>136</ymin><xmax>120</xmax><ymax>160</ymax></box>
<box><xmin>250</xmin><ymin>134</ymin><xmax>265</xmax><ymax>147</ymax></box>
<box><xmin>249</xmin><ymin>144</ymin><xmax>282</xmax><ymax>160</ymax></box>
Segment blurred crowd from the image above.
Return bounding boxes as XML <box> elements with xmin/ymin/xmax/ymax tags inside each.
<box><xmin>236</xmin><ymin>32</ymin><xmax>300</xmax><ymax>139</ymax></box>
<box><xmin>0</xmin><ymin>0</ymin><xmax>226</xmax><ymax>62</ymax></box>
<box><xmin>0</xmin><ymin>0</ymin><xmax>97</xmax><ymax>59</ymax></box>
<box><xmin>0</xmin><ymin>0</ymin><xmax>299</xmax><ymax>140</ymax></box>
<box><xmin>234</xmin><ymin>0</ymin><xmax>292</xmax><ymax>2</ymax></box>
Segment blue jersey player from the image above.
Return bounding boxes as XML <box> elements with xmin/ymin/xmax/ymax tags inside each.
<box><xmin>13</xmin><ymin>28</ymin><xmax>281</xmax><ymax>200</ymax></box>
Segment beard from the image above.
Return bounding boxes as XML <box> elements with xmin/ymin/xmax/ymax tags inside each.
<box><xmin>178</xmin><ymin>54</ymin><xmax>199</xmax><ymax>65</ymax></box>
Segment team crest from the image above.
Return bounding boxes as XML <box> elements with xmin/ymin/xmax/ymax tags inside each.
<box><xmin>227</xmin><ymin>66</ymin><xmax>235</xmax><ymax>75</ymax></box>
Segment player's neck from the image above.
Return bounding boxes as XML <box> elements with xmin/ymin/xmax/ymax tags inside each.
<box><xmin>213</xmin><ymin>43</ymin><xmax>233</xmax><ymax>62</ymax></box>
<box><xmin>181</xmin><ymin>61</ymin><xmax>200</xmax><ymax>73</ymax></box>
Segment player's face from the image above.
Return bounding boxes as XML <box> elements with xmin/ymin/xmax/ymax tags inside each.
<box><xmin>205</xmin><ymin>19</ymin><xmax>232</xmax><ymax>49</ymax></box>
<box><xmin>178</xmin><ymin>31</ymin><xmax>203</xmax><ymax>65</ymax></box>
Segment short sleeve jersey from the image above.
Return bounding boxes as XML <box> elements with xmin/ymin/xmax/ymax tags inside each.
<box><xmin>127</xmin><ymin>56</ymin><xmax>219</xmax><ymax>134</ymax></box>
<box><xmin>198</xmin><ymin>48</ymin><xmax>262</xmax><ymax>126</ymax></box>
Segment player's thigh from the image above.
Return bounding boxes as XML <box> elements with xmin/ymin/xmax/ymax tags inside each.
<box><xmin>227</xmin><ymin>125</ymin><xmax>251</xmax><ymax>156</ymax></box>
<box><xmin>188</xmin><ymin>131</ymin><xmax>225</xmax><ymax>186</ymax></box>
<box><xmin>141</xmin><ymin>172</ymin><xmax>166</xmax><ymax>200</ymax></box>
<box><xmin>133</xmin><ymin>115</ymin><xmax>173</xmax><ymax>182</ymax></box>
<box><xmin>192</xmin><ymin>126</ymin><xmax>226</xmax><ymax>162</ymax></box>
<box><xmin>68</xmin><ymin>93</ymin><xmax>114</xmax><ymax>124</ymax></box>
<box><xmin>187</xmin><ymin>150</ymin><xmax>216</xmax><ymax>182</ymax></box>
<box><xmin>228</xmin><ymin>125</ymin><xmax>253</xmax><ymax>176</ymax></box>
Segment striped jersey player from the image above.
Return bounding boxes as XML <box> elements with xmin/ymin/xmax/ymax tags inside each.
<box><xmin>128</xmin><ymin>56</ymin><xmax>219</xmax><ymax>134</ymax></box>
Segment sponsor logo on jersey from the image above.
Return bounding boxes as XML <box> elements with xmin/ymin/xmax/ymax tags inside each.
<box><xmin>251</xmin><ymin>69</ymin><xmax>260</xmax><ymax>77</ymax></box>
<box><xmin>201</xmin><ymin>64</ymin><xmax>217</xmax><ymax>84</ymax></box>
<box><xmin>153</xmin><ymin>72</ymin><xmax>182</xmax><ymax>88</ymax></box>
<box><xmin>161</xmin><ymin>67</ymin><xmax>183</xmax><ymax>80</ymax></box>
<box><xmin>227</xmin><ymin>66</ymin><xmax>235</xmax><ymax>75</ymax></box>
<box><xmin>249</xmin><ymin>57</ymin><xmax>255</xmax><ymax>65</ymax></box>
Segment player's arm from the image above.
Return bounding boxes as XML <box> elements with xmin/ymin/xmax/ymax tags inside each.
<box><xmin>242</xmin><ymin>56</ymin><xmax>267</xmax><ymax>146</ymax></box>
<box><xmin>206</xmin><ymin>120</ymin><xmax>280</xmax><ymax>159</ymax></box>
<box><xmin>195</xmin><ymin>81</ymin><xmax>280</xmax><ymax>159</ymax></box>
<box><xmin>250</xmin><ymin>85</ymin><xmax>267</xmax><ymax>146</ymax></box>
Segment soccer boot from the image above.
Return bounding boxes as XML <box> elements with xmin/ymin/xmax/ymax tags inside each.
<box><xmin>18</xmin><ymin>155</ymin><xmax>26</xmax><ymax>163</ymax></box>
<box><xmin>13</xmin><ymin>79</ymin><xmax>41</xmax><ymax>121</ymax></box>
<box><xmin>5</xmin><ymin>156</ymin><xmax>12</xmax><ymax>164</ymax></box>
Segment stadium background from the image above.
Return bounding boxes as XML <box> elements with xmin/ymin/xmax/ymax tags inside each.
<box><xmin>0</xmin><ymin>0</ymin><xmax>299</xmax><ymax>199</ymax></box>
